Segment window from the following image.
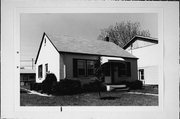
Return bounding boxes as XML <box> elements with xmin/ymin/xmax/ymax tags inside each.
<box><xmin>23</xmin><ymin>75</ymin><xmax>28</xmax><ymax>81</ymax></box>
<box><xmin>139</xmin><ymin>69</ymin><xmax>144</xmax><ymax>80</ymax></box>
<box><xmin>87</xmin><ymin>61</ymin><xmax>95</xmax><ymax>76</ymax></box>
<box><xmin>44</xmin><ymin>38</ymin><xmax>46</xmax><ymax>46</ymax></box>
<box><xmin>29</xmin><ymin>75</ymin><xmax>35</xmax><ymax>80</ymax></box>
<box><xmin>118</xmin><ymin>63</ymin><xmax>126</xmax><ymax>76</ymax></box>
<box><xmin>102</xmin><ymin>63</ymin><xmax>110</xmax><ymax>76</ymax></box>
<box><xmin>118</xmin><ymin>62</ymin><xmax>131</xmax><ymax>77</ymax></box>
<box><xmin>38</xmin><ymin>65</ymin><xmax>43</xmax><ymax>78</ymax></box>
<box><xmin>73</xmin><ymin>59</ymin><xmax>96</xmax><ymax>77</ymax></box>
<box><xmin>45</xmin><ymin>63</ymin><xmax>48</xmax><ymax>73</ymax></box>
<box><xmin>77</xmin><ymin>60</ymin><xmax>86</xmax><ymax>76</ymax></box>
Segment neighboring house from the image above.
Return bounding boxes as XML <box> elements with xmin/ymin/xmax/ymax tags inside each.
<box><xmin>20</xmin><ymin>68</ymin><xmax>36</xmax><ymax>86</ymax></box>
<box><xmin>123</xmin><ymin>35</ymin><xmax>159</xmax><ymax>85</ymax></box>
<box><xmin>35</xmin><ymin>33</ymin><xmax>138</xmax><ymax>85</ymax></box>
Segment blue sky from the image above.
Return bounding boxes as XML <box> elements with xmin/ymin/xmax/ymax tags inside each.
<box><xmin>20</xmin><ymin>13</ymin><xmax>158</xmax><ymax>67</ymax></box>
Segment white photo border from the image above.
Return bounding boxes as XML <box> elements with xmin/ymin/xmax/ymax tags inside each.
<box><xmin>1</xmin><ymin>1</ymin><xmax>179</xmax><ymax>119</ymax></box>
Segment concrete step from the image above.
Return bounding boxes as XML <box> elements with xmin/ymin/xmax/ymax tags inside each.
<box><xmin>106</xmin><ymin>85</ymin><xmax>128</xmax><ymax>91</ymax></box>
<box><xmin>114</xmin><ymin>87</ymin><xmax>130</xmax><ymax>91</ymax></box>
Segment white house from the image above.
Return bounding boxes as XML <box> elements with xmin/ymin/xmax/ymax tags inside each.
<box><xmin>35</xmin><ymin>33</ymin><xmax>139</xmax><ymax>85</ymax></box>
<box><xmin>123</xmin><ymin>35</ymin><xmax>159</xmax><ymax>85</ymax></box>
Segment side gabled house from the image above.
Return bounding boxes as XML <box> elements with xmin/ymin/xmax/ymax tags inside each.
<box><xmin>123</xmin><ymin>35</ymin><xmax>159</xmax><ymax>85</ymax></box>
<box><xmin>35</xmin><ymin>33</ymin><xmax>138</xmax><ymax>85</ymax></box>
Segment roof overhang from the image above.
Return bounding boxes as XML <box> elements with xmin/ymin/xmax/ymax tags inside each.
<box><xmin>123</xmin><ymin>35</ymin><xmax>158</xmax><ymax>50</ymax></box>
<box><xmin>59</xmin><ymin>51</ymin><xmax>138</xmax><ymax>59</ymax></box>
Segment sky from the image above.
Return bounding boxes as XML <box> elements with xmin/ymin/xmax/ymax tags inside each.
<box><xmin>20</xmin><ymin>13</ymin><xmax>158</xmax><ymax>67</ymax></box>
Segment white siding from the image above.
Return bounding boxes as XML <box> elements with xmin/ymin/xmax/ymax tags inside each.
<box><xmin>129</xmin><ymin>44</ymin><xmax>159</xmax><ymax>67</ymax></box>
<box><xmin>36</xmin><ymin>35</ymin><xmax>60</xmax><ymax>83</ymax></box>
<box><xmin>139</xmin><ymin>66</ymin><xmax>158</xmax><ymax>85</ymax></box>
<box><xmin>127</xmin><ymin>44</ymin><xmax>159</xmax><ymax>84</ymax></box>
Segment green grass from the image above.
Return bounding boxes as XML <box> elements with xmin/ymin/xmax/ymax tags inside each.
<box><xmin>20</xmin><ymin>91</ymin><xmax>158</xmax><ymax>106</ymax></box>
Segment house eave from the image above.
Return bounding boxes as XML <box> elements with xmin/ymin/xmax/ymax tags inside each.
<box><xmin>59</xmin><ymin>51</ymin><xmax>138</xmax><ymax>60</ymax></box>
<box><xmin>35</xmin><ymin>32</ymin><xmax>46</xmax><ymax>64</ymax></box>
<box><xmin>123</xmin><ymin>35</ymin><xmax>158</xmax><ymax>50</ymax></box>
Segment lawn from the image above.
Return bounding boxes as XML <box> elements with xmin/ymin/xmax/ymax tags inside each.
<box><xmin>130</xmin><ymin>85</ymin><xmax>158</xmax><ymax>94</ymax></box>
<box><xmin>20</xmin><ymin>90</ymin><xmax>158</xmax><ymax>106</ymax></box>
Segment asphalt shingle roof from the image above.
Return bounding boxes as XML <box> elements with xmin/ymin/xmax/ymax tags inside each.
<box><xmin>46</xmin><ymin>33</ymin><xmax>137</xmax><ymax>59</ymax></box>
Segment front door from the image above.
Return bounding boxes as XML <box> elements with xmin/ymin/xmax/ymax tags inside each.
<box><xmin>111</xmin><ymin>62</ymin><xmax>119</xmax><ymax>84</ymax></box>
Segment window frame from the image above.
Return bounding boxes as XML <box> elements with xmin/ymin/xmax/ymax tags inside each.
<box><xmin>73</xmin><ymin>59</ymin><xmax>97</xmax><ymax>77</ymax></box>
<box><xmin>118</xmin><ymin>62</ymin><xmax>131</xmax><ymax>77</ymax></box>
<box><xmin>87</xmin><ymin>60</ymin><xmax>96</xmax><ymax>76</ymax></box>
<box><xmin>118</xmin><ymin>62</ymin><xmax>127</xmax><ymax>77</ymax></box>
<box><xmin>45</xmin><ymin>63</ymin><xmax>48</xmax><ymax>73</ymax></box>
<box><xmin>38</xmin><ymin>64</ymin><xmax>43</xmax><ymax>78</ymax></box>
<box><xmin>77</xmin><ymin>60</ymin><xmax>86</xmax><ymax>77</ymax></box>
<box><xmin>139</xmin><ymin>69</ymin><xmax>144</xmax><ymax>80</ymax></box>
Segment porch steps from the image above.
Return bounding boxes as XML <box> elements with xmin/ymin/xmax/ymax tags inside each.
<box><xmin>106</xmin><ymin>85</ymin><xmax>129</xmax><ymax>91</ymax></box>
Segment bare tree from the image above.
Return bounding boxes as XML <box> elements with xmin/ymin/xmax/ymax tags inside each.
<box><xmin>98</xmin><ymin>21</ymin><xmax>151</xmax><ymax>47</ymax></box>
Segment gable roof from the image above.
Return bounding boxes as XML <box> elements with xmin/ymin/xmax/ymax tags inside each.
<box><xmin>35</xmin><ymin>33</ymin><xmax>137</xmax><ymax>64</ymax></box>
<box><xmin>123</xmin><ymin>35</ymin><xmax>158</xmax><ymax>50</ymax></box>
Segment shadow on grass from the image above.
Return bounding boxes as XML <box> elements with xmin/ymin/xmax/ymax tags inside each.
<box><xmin>100</xmin><ymin>96</ymin><xmax>118</xmax><ymax>100</ymax></box>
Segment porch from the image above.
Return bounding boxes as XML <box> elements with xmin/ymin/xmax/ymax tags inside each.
<box><xmin>101</xmin><ymin>57</ymin><xmax>132</xmax><ymax>85</ymax></box>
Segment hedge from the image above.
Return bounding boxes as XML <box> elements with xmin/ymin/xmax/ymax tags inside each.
<box><xmin>30</xmin><ymin>83</ymin><xmax>42</xmax><ymax>91</ymax></box>
<box><xmin>119</xmin><ymin>80</ymin><xmax>143</xmax><ymax>90</ymax></box>
<box><xmin>42</xmin><ymin>73</ymin><xmax>58</xmax><ymax>94</ymax></box>
<box><xmin>82</xmin><ymin>80</ymin><xmax>106</xmax><ymax>92</ymax></box>
<box><xmin>52</xmin><ymin>79</ymin><xmax>82</xmax><ymax>95</ymax></box>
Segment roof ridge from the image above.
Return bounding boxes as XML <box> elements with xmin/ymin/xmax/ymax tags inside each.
<box><xmin>47</xmin><ymin>32</ymin><xmax>116</xmax><ymax>44</ymax></box>
<box><xmin>43</xmin><ymin>33</ymin><xmax>137</xmax><ymax>59</ymax></box>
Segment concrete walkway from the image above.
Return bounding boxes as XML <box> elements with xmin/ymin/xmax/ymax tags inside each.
<box><xmin>127</xmin><ymin>92</ymin><xmax>158</xmax><ymax>96</ymax></box>
<box><xmin>21</xmin><ymin>88</ymin><xmax>52</xmax><ymax>97</ymax></box>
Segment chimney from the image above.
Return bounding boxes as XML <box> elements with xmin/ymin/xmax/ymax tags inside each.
<box><xmin>105</xmin><ymin>36</ymin><xmax>109</xmax><ymax>42</ymax></box>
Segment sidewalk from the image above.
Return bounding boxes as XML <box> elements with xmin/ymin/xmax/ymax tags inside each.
<box><xmin>127</xmin><ymin>91</ymin><xmax>158</xmax><ymax>96</ymax></box>
<box><xmin>21</xmin><ymin>88</ymin><xmax>52</xmax><ymax>97</ymax></box>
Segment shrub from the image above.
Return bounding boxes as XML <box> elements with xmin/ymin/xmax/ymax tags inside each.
<box><xmin>20</xmin><ymin>88</ymin><xmax>28</xmax><ymax>93</ymax></box>
<box><xmin>129</xmin><ymin>80</ymin><xmax>143</xmax><ymax>89</ymax></box>
<box><xmin>117</xmin><ymin>80</ymin><xmax>143</xmax><ymax>90</ymax></box>
<box><xmin>53</xmin><ymin>79</ymin><xmax>81</xmax><ymax>95</ymax></box>
<box><xmin>82</xmin><ymin>80</ymin><xmax>106</xmax><ymax>92</ymax></box>
<box><xmin>30</xmin><ymin>83</ymin><xmax>42</xmax><ymax>91</ymax></box>
<box><xmin>42</xmin><ymin>73</ymin><xmax>57</xmax><ymax>94</ymax></box>
<box><xmin>30</xmin><ymin>83</ymin><xmax>34</xmax><ymax>90</ymax></box>
<box><xmin>123</xmin><ymin>80</ymin><xmax>143</xmax><ymax>90</ymax></box>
